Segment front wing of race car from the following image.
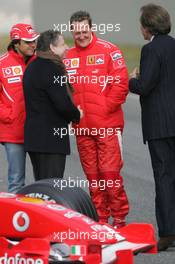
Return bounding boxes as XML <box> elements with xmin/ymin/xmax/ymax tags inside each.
<box><xmin>0</xmin><ymin>192</ymin><xmax>157</xmax><ymax>264</ymax></box>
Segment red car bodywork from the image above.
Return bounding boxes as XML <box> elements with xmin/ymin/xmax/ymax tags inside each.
<box><xmin>0</xmin><ymin>192</ymin><xmax>157</xmax><ymax>263</ymax></box>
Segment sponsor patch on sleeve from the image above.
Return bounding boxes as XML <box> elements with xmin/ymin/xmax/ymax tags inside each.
<box><xmin>110</xmin><ymin>50</ymin><xmax>125</xmax><ymax>68</ymax></box>
<box><xmin>110</xmin><ymin>50</ymin><xmax>123</xmax><ymax>61</ymax></box>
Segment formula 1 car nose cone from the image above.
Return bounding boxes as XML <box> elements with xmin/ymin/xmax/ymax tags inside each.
<box><xmin>12</xmin><ymin>211</ymin><xmax>30</xmax><ymax>232</ymax></box>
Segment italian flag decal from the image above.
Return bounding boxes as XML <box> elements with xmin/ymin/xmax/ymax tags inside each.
<box><xmin>71</xmin><ymin>245</ymin><xmax>86</xmax><ymax>256</ymax></box>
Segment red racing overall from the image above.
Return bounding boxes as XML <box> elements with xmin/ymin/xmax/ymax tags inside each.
<box><xmin>65</xmin><ymin>34</ymin><xmax>129</xmax><ymax>227</ymax></box>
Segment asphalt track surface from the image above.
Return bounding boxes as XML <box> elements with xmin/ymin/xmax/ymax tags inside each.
<box><xmin>0</xmin><ymin>94</ymin><xmax>175</xmax><ymax>263</ymax></box>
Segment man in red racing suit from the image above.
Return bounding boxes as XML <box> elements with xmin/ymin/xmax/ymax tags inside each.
<box><xmin>0</xmin><ymin>24</ymin><xmax>39</xmax><ymax>192</ymax></box>
<box><xmin>65</xmin><ymin>11</ymin><xmax>129</xmax><ymax>228</ymax></box>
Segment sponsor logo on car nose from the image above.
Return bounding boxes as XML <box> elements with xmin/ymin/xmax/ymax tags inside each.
<box><xmin>12</xmin><ymin>211</ymin><xmax>30</xmax><ymax>232</ymax></box>
<box><xmin>0</xmin><ymin>253</ymin><xmax>44</xmax><ymax>264</ymax></box>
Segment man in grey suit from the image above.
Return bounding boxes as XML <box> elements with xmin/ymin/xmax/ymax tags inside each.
<box><xmin>129</xmin><ymin>4</ymin><xmax>175</xmax><ymax>251</ymax></box>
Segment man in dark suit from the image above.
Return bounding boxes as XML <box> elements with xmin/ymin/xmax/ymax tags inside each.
<box><xmin>129</xmin><ymin>4</ymin><xmax>175</xmax><ymax>251</ymax></box>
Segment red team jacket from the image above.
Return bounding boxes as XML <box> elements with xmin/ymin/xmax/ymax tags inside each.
<box><xmin>0</xmin><ymin>50</ymin><xmax>35</xmax><ymax>143</ymax></box>
<box><xmin>65</xmin><ymin>34</ymin><xmax>128</xmax><ymax>131</ymax></box>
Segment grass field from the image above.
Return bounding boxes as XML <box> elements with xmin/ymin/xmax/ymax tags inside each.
<box><xmin>121</xmin><ymin>44</ymin><xmax>141</xmax><ymax>72</ymax></box>
<box><xmin>0</xmin><ymin>34</ymin><xmax>141</xmax><ymax>72</ymax></box>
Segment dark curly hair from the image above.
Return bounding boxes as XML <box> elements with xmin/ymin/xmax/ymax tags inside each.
<box><xmin>70</xmin><ymin>11</ymin><xmax>92</xmax><ymax>30</ymax></box>
<box><xmin>7</xmin><ymin>39</ymin><xmax>21</xmax><ymax>51</ymax></box>
<box><xmin>36</xmin><ymin>30</ymin><xmax>61</xmax><ymax>51</ymax></box>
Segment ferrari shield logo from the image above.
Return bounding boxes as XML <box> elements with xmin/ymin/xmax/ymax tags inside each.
<box><xmin>87</xmin><ymin>55</ymin><xmax>95</xmax><ymax>64</ymax></box>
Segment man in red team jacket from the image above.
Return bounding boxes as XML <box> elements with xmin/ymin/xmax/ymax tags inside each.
<box><xmin>65</xmin><ymin>11</ymin><xmax>129</xmax><ymax>228</ymax></box>
<box><xmin>0</xmin><ymin>23</ymin><xmax>39</xmax><ymax>192</ymax></box>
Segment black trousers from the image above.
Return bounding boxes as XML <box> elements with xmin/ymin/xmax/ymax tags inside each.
<box><xmin>148</xmin><ymin>137</ymin><xmax>175</xmax><ymax>237</ymax></box>
<box><xmin>28</xmin><ymin>152</ymin><xmax>66</xmax><ymax>181</ymax></box>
